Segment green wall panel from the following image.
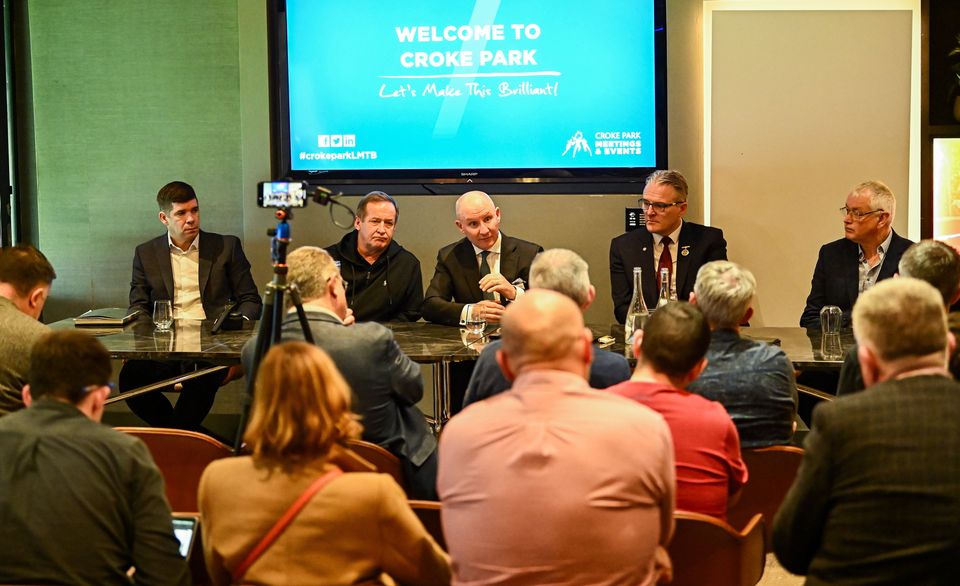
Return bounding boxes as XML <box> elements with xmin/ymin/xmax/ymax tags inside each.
<box><xmin>21</xmin><ymin>0</ymin><xmax>243</xmax><ymax>320</ymax></box>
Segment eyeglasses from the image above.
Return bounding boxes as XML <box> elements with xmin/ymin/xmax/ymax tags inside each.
<box><xmin>327</xmin><ymin>274</ymin><xmax>348</xmax><ymax>291</ymax></box>
<box><xmin>80</xmin><ymin>382</ymin><xmax>115</xmax><ymax>395</ymax></box>
<box><xmin>839</xmin><ymin>207</ymin><xmax>884</xmax><ymax>220</ymax></box>
<box><xmin>639</xmin><ymin>198</ymin><xmax>685</xmax><ymax>212</ymax></box>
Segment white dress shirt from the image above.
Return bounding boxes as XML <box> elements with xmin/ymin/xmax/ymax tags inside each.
<box><xmin>168</xmin><ymin>233</ymin><xmax>206</xmax><ymax>320</ymax></box>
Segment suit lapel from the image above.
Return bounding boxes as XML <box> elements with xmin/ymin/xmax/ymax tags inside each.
<box><xmin>877</xmin><ymin>231</ymin><xmax>905</xmax><ymax>281</ymax></box>
<box><xmin>154</xmin><ymin>236</ymin><xmax>174</xmax><ymax>301</ymax></box>
<box><xmin>499</xmin><ymin>235</ymin><xmax>519</xmax><ymax>281</ymax></box>
<box><xmin>198</xmin><ymin>231</ymin><xmax>214</xmax><ymax>297</ymax></box>
<box><xmin>454</xmin><ymin>239</ymin><xmax>483</xmax><ymax>302</ymax></box>
<box><xmin>676</xmin><ymin>223</ymin><xmax>694</xmax><ymax>299</ymax></box>
<box><xmin>844</xmin><ymin>240</ymin><xmax>860</xmax><ymax>307</ymax></box>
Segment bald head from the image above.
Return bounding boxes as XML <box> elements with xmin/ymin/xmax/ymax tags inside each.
<box><xmin>497</xmin><ymin>290</ymin><xmax>592</xmax><ymax>379</ymax></box>
<box><xmin>455</xmin><ymin>190</ymin><xmax>502</xmax><ymax>250</ymax></box>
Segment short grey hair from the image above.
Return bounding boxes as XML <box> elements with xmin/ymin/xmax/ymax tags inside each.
<box><xmin>287</xmin><ymin>246</ymin><xmax>339</xmax><ymax>301</ymax></box>
<box><xmin>693</xmin><ymin>261</ymin><xmax>756</xmax><ymax>329</ymax></box>
<box><xmin>898</xmin><ymin>240</ymin><xmax>960</xmax><ymax>306</ymax></box>
<box><xmin>529</xmin><ymin>249</ymin><xmax>592</xmax><ymax>307</ymax></box>
<box><xmin>645</xmin><ymin>170</ymin><xmax>688</xmax><ymax>201</ymax></box>
<box><xmin>853</xmin><ymin>277</ymin><xmax>946</xmax><ymax>362</ymax></box>
<box><xmin>851</xmin><ymin>180</ymin><xmax>896</xmax><ymax>221</ymax></box>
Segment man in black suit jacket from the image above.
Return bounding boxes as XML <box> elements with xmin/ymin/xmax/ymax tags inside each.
<box><xmin>609</xmin><ymin>170</ymin><xmax>727</xmax><ymax>323</ymax></box>
<box><xmin>800</xmin><ymin>180</ymin><xmax>913</xmax><ymax>328</ymax></box>
<box><xmin>243</xmin><ymin>246</ymin><xmax>438</xmax><ymax>499</ymax></box>
<box><xmin>774</xmin><ymin>278</ymin><xmax>960</xmax><ymax>583</ymax></box>
<box><xmin>422</xmin><ymin>191</ymin><xmax>542</xmax><ymax>326</ymax></box>
<box><xmin>121</xmin><ymin>181</ymin><xmax>262</xmax><ymax>430</ymax></box>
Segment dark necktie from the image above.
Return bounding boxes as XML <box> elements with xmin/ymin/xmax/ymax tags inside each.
<box><xmin>657</xmin><ymin>236</ymin><xmax>673</xmax><ymax>292</ymax></box>
<box><xmin>479</xmin><ymin>250</ymin><xmax>495</xmax><ymax>300</ymax></box>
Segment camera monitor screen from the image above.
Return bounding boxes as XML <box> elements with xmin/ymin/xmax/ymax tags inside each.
<box><xmin>271</xmin><ymin>0</ymin><xmax>666</xmax><ymax>187</ymax></box>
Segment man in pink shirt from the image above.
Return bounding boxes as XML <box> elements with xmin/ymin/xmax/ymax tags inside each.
<box><xmin>439</xmin><ymin>290</ymin><xmax>675</xmax><ymax>585</ymax></box>
<box><xmin>608</xmin><ymin>302</ymin><xmax>747</xmax><ymax>519</ymax></box>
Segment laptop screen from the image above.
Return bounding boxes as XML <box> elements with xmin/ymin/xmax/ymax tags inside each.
<box><xmin>172</xmin><ymin>516</ymin><xmax>198</xmax><ymax>559</ymax></box>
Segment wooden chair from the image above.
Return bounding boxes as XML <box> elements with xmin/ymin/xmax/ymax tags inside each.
<box><xmin>665</xmin><ymin>512</ymin><xmax>765</xmax><ymax>586</ymax></box>
<box><xmin>344</xmin><ymin>439</ymin><xmax>406</xmax><ymax>490</ymax></box>
<box><xmin>409</xmin><ymin>500</ymin><xmax>446</xmax><ymax>551</ymax></box>
<box><xmin>727</xmin><ymin>445</ymin><xmax>805</xmax><ymax>550</ymax></box>
<box><xmin>115</xmin><ymin>427</ymin><xmax>233</xmax><ymax>511</ymax></box>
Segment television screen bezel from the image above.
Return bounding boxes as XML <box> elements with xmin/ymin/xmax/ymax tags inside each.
<box><xmin>267</xmin><ymin>0</ymin><xmax>667</xmax><ymax>193</ymax></box>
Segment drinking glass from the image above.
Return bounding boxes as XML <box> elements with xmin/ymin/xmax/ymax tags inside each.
<box><xmin>153</xmin><ymin>300</ymin><xmax>173</xmax><ymax>332</ymax></box>
<box><xmin>819</xmin><ymin>305</ymin><xmax>842</xmax><ymax>334</ymax></box>
<box><xmin>464</xmin><ymin>306</ymin><xmax>486</xmax><ymax>335</ymax></box>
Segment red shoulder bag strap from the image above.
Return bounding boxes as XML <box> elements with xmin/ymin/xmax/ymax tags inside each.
<box><xmin>231</xmin><ymin>467</ymin><xmax>343</xmax><ymax>584</ymax></box>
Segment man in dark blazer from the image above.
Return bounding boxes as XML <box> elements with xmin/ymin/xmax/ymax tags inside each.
<box><xmin>774</xmin><ymin>278</ymin><xmax>960</xmax><ymax>583</ymax></box>
<box><xmin>121</xmin><ymin>181</ymin><xmax>262</xmax><ymax>430</ymax></box>
<box><xmin>610</xmin><ymin>170</ymin><xmax>727</xmax><ymax>323</ymax></box>
<box><xmin>800</xmin><ymin>180</ymin><xmax>912</xmax><ymax>328</ymax></box>
<box><xmin>243</xmin><ymin>246</ymin><xmax>438</xmax><ymax>499</ymax></box>
<box><xmin>422</xmin><ymin>191</ymin><xmax>542</xmax><ymax>326</ymax></box>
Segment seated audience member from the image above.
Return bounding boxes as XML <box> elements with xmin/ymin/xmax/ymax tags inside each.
<box><xmin>422</xmin><ymin>190</ymin><xmax>542</xmax><ymax>326</ymax></box>
<box><xmin>0</xmin><ymin>244</ymin><xmax>56</xmax><ymax>416</ymax></box>
<box><xmin>325</xmin><ymin>190</ymin><xmax>424</xmax><ymax>322</ymax></box>
<box><xmin>439</xmin><ymin>290</ymin><xmax>675</xmax><ymax>585</ymax></box>
<box><xmin>800</xmin><ymin>180</ymin><xmax>912</xmax><ymax>327</ymax></box>
<box><xmin>0</xmin><ymin>330</ymin><xmax>188</xmax><ymax>585</ymax></box>
<box><xmin>121</xmin><ymin>180</ymin><xmax>263</xmax><ymax>430</ymax></box>
<box><xmin>774</xmin><ymin>278</ymin><xmax>960</xmax><ymax>583</ymax></box>
<box><xmin>686</xmin><ymin>261</ymin><xmax>798</xmax><ymax>447</ymax></box>
<box><xmin>609</xmin><ymin>169</ymin><xmax>727</xmax><ymax>323</ymax></box>
<box><xmin>201</xmin><ymin>342</ymin><xmax>449</xmax><ymax>586</ymax></box>
<box><xmin>242</xmin><ymin>246</ymin><xmax>438</xmax><ymax>499</ymax></box>
<box><xmin>608</xmin><ymin>302</ymin><xmax>747</xmax><ymax>519</ymax></box>
<box><xmin>462</xmin><ymin>248</ymin><xmax>630</xmax><ymax>409</ymax></box>
<box><xmin>837</xmin><ymin>239</ymin><xmax>960</xmax><ymax>395</ymax></box>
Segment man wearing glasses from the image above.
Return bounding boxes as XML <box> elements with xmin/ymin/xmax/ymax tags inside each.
<box><xmin>610</xmin><ymin>169</ymin><xmax>728</xmax><ymax>323</ymax></box>
<box><xmin>799</xmin><ymin>180</ymin><xmax>912</xmax><ymax>328</ymax></box>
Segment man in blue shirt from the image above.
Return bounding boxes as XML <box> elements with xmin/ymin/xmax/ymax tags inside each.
<box><xmin>463</xmin><ymin>248</ymin><xmax>630</xmax><ymax>409</ymax></box>
<box><xmin>687</xmin><ymin>260</ymin><xmax>798</xmax><ymax>448</ymax></box>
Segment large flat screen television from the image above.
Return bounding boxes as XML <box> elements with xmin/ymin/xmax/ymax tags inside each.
<box><xmin>269</xmin><ymin>0</ymin><xmax>667</xmax><ymax>191</ymax></box>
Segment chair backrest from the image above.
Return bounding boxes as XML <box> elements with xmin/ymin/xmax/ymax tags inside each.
<box><xmin>344</xmin><ymin>439</ymin><xmax>405</xmax><ymax>489</ymax></box>
<box><xmin>409</xmin><ymin>500</ymin><xmax>446</xmax><ymax>551</ymax></box>
<box><xmin>666</xmin><ymin>512</ymin><xmax>765</xmax><ymax>586</ymax></box>
<box><xmin>727</xmin><ymin>445</ymin><xmax>805</xmax><ymax>550</ymax></box>
<box><xmin>115</xmin><ymin>427</ymin><xmax>233</xmax><ymax>512</ymax></box>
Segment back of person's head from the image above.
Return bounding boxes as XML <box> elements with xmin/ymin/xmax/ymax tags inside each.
<box><xmin>156</xmin><ymin>181</ymin><xmax>197</xmax><ymax>212</ymax></box>
<box><xmin>645</xmin><ymin>169</ymin><xmax>688</xmax><ymax>201</ymax></box>
<box><xmin>287</xmin><ymin>246</ymin><xmax>339</xmax><ymax>301</ymax></box>
<box><xmin>244</xmin><ymin>341</ymin><xmax>362</xmax><ymax>466</ymax></box>
<box><xmin>0</xmin><ymin>244</ymin><xmax>57</xmax><ymax>296</ymax></box>
<box><xmin>356</xmin><ymin>190</ymin><xmax>399</xmax><ymax>220</ymax></box>
<box><xmin>640</xmin><ymin>302</ymin><xmax>710</xmax><ymax>378</ymax></box>
<box><xmin>529</xmin><ymin>248</ymin><xmax>592</xmax><ymax>307</ymax></box>
<box><xmin>853</xmin><ymin>278</ymin><xmax>946</xmax><ymax>362</ymax></box>
<box><xmin>28</xmin><ymin>330</ymin><xmax>111</xmax><ymax>404</ymax></box>
<box><xmin>693</xmin><ymin>261</ymin><xmax>756</xmax><ymax>329</ymax></box>
<box><xmin>898</xmin><ymin>240</ymin><xmax>960</xmax><ymax>306</ymax></box>
<box><xmin>499</xmin><ymin>289</ymin><xmax>588</xmax><ymax>374</ymax></box>
<box><xmin>851</xmin><ymin>179</ymin><xmax>896</xmax><ymax>221</ymax></box>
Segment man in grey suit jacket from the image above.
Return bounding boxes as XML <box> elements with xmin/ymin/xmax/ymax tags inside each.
<box><xmin>243</xmin><ymin>246</ymin><xmax>438</xmax><ymax>499</ymax></box>
<box><xmin>609</xmin><ymin>170</ymin><xmax>727</xmax><ymax>323</ymax></box>
<box><xmin>121</xmin><ymin>181</ymin><xmax>262</xmax><ymax>430</ymax></box>
<box><xmin>0</xmin><ymin>245</ymin><xmax>56</xmax><ymax>416</ymax></box>
<box><xmin>422</xmin><ymin>191</ymin><xmax>542</xmax><ymax>326</ymax></box>
<box><xmin>774</xmin><ymin>278</ymin><xmax>960</xmax><ymax>583</ymax></box>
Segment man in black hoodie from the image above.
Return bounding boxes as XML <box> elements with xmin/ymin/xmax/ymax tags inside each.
<box><xmin>326</xmin><ymin>191</ymin><xmax>424</xmax><ymax>322</ymax></box>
